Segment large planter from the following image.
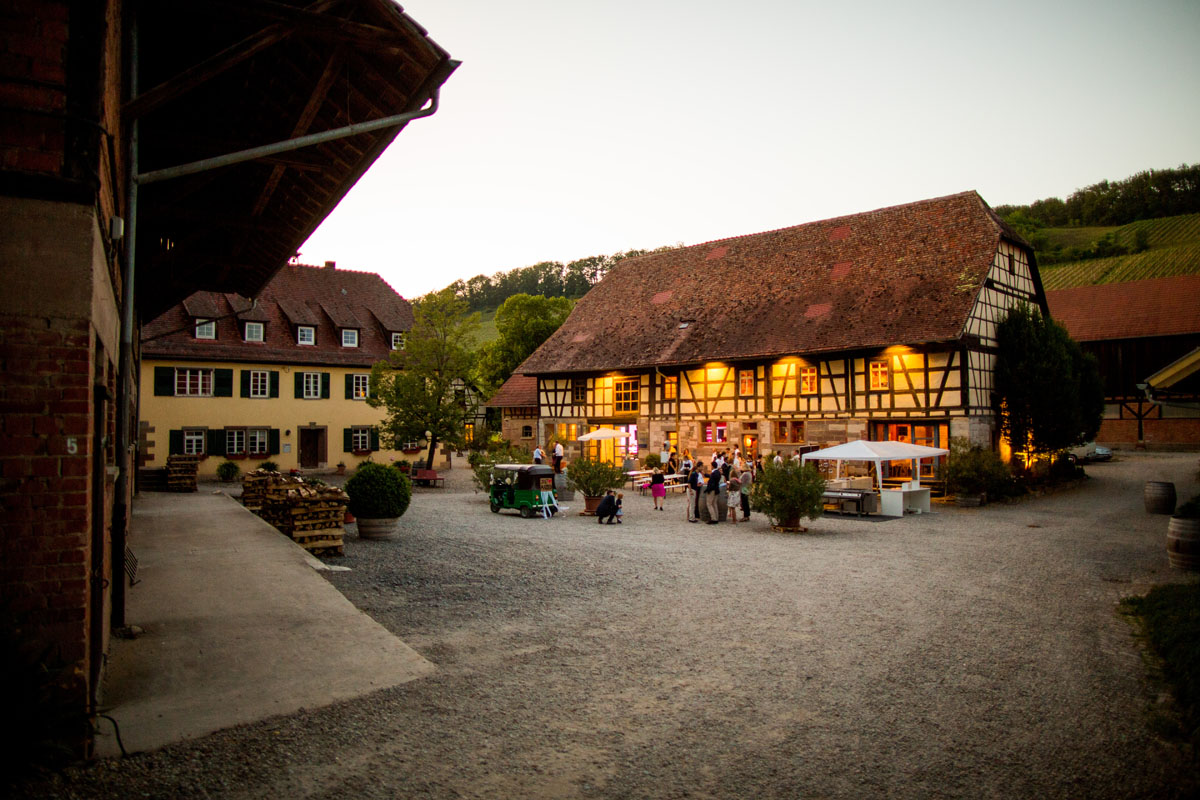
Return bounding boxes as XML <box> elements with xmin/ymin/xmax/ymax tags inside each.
<box><xmin>554</xmin><ymin>472</ymin><xmax>575</xmax><ymax>501</ymax></box>
<box><xmin>955</xmin><ymin>492</ymin><xmax>985</xmax><ymax>507</ymax></box>
<box><xmin>1167</xmin><ymin>516</ymin><xmax>1200</xmax><ymax>571</ymax></box>
<box><xmin>356</xmin><ymin>517</ymin><xmax>398</xmax><ymax>540</ymax></box>
<box><xmin>584</xmin><ymin>495</ymin><xmax>603</xmax><ymax>514</ymax></box>
<box><xmin>1144</xmin><ymin>481</ymin><xmax>1177</xmax><ymax>515</ymax></box>
<box><xmin>698</xmin><ymin>486</ymin><xmax>729</xmax><ymax>522</ymax></box>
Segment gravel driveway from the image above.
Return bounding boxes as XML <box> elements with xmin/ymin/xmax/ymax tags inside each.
<box><xmin>28</xmin><ymin>453</ymin><xmax>1200</xmax><ymax>799</ymax></box>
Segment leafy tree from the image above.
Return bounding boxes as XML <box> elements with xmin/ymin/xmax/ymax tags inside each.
<box><xmin>369</xmin><ymin>289</ymin><xmax>479</xmax><ymax>470</ymax></box>
<box><xmin>476</xmin><ymin>294</ymin><xmax>573</xmax><ymax>392</ymax></box>
<box><xmin>749</xmin><ymin>460</ymin><xmax>826</xmax><ymax>529</ymax></box>
<box><xmin>994</xmin><ymin>303</ymin><xmax>1103</xmax><ymax>462</ymax></box>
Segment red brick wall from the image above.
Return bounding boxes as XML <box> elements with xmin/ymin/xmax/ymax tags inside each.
<box><xmin>1098</xmin><ymin>417</ymin><xmax>1200</xmax><ymax>449</ymax></box>
<box><xmin>0</xmin><ymin>314</ymin><xmax>93</xmax><ymax>694</ymax></box>
<box><xmin>0</xmin><ymin>0</ymin><xmax>70</xmax><ymax>176</ymax></box>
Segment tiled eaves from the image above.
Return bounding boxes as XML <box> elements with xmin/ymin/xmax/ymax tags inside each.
<box><xmin>1046</xmin><ymin>275</ymin><xmax>1200</xmax><ymax>342</ymax></box>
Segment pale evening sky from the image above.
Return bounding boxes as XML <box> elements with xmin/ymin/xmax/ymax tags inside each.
<box><xmin>299</xmin><ymin>0</ymin><xmax>1200</xmax><ymax>299</ymax></box>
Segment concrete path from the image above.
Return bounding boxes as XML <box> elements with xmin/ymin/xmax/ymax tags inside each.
<box><xmin>94</xmin><ymin>491</ymin><xmax>433</xmax><ymax>758</ymax></box>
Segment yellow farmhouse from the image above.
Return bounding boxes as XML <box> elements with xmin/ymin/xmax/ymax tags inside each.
<box><xmin>139</xmin><ymin>262</ymin><xmax>422</xmax><ymax>476</ymax></box>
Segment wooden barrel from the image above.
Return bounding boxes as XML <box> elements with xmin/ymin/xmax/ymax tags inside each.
<box><xmin>1167</xmin><ymin>516</ymin><xmax>1200</xmax><ymax>571</ymax></box>
<box><xmin>1144</xmin><ymin>481</ymin><xmax>1177</xmax><ymax>515</ymax></box>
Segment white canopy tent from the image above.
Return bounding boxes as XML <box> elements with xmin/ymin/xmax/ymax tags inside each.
<box><xmin>801</xmin><ymin>440</ymin><xmax>949</xmax><ymax>491</ymax></box>
<box><xmin>577</xmin><ymin>428</ymin><xmax>631</xmax><ymax>441</ymax></box>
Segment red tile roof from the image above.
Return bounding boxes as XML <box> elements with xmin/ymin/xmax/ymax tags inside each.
<box><xmin>142</xmin><ymin>263</ymin><xmax>412</xmax><ymax>367</ymax></box>
<box><xmin>485</xmin><ymin>374</ymin><xmax>538</xmax><ymax>408</ymax></box>
<box><xmin>520</xmin><ymin>192</ymin><xmax>1028</xmax><ymax>374</ymax></box>
<box><xmin>1046</xmin><ymin>275</ymin><xmax>1200</xmax><ymax>342</ymax></box>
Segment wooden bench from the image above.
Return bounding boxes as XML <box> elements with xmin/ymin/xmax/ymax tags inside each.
<box><xmin>412</xmin><ymin>468</ymin><xmax>444</xmax><ymax>488</ymax></box>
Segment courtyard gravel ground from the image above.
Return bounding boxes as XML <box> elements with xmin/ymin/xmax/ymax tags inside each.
<box><xmin>24</xmin><ymin>453</ymin><xmax>1200</xmax><ymax>799</ymax></box>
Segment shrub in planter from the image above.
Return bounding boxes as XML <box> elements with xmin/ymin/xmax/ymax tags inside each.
<box><xmin>749</xmin><ymin>460</ymin><xmax>825</xmax><ymax>529</ymax></box>
<box><xmin>258</xmin><ymin>460</ymin><xmax>279</xmax><ymax>472</ymax></box>
<box><xmin>216</xmin><ymin>460</ymin><xmax>241</xmax><ymax>482</ymax></box>
<box><xmin>643</xmin><ymin>452</ymin><xmax>662</xmax><ymax>470</ymax></box>
<box><xmin>944</xmin><ymin>437</ymin><xmax>1010</xmax><ymax>501</ymax></box>
<box><xmin>345</xmin><ymin>462</ymin><xmax>412</xmax><ymax>520</ymax></box>
<box><xmin>565</xmin><ymin>456</ymin><xmax>626</xmax><ymax>499</ymax></box>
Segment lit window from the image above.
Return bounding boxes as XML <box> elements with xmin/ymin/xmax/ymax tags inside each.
<box><xmin>870</xmin><ymin>360</ymin><xmax>889</xmax><ymax>390</ymax></box>
<box><xmin>195</xmin><ymin>319</ymin><xmax>215</xmax><ymax>339</ymax></box>
<box><xmin>614</xmin><ymin>378</ymin><xmax>638</xmax><ymax>413</ymax></box>
<box><xmin>800</xmin><ymin>366</ymin><xmax>818</xmax><ymax>395</ymax></box>
<box><xmin>739</xmin><ymin>370</ymin><xmax>755</xmax><ymax>396</ymax></box>
<box><xmin>226</xmin><ymin>428</ymin><xmax>246</xmax><ymax>456</ymax></box>
<box><xmin>302</xmin><ymin>372</ymin><xmax>322</xmax><ymax>399</ymax></box>
<box><xmin>663</xmin><ymin>376</ymin><xmax>677</xmax><ymax>400</ymax></box>
<box><xmin>774</xmin><ymin>420</ymin><xmax>804</xmax><ymax>444</ymax></box>
<box><xmin>183</xmin><ymin>429</ymin><xmax>205</xmax><ymax>455</ymax></box>
<box><xmin>573</xmin><ymin>379</ymin><xmax>587</xmax><ymax>404</ymax></box>
<box><xmin>464</xmin><ymin>423</ymin><xmax>475</xmax><ymax>444</ymax></box>
<box><xmin>352</xmin><ymin>373</ymin><xmax>369</xmax><ymax>400</ymax></box>
<box><xmin>342</xmin><ymin>329</ymin><xmax>358</xmax><ymax>347</ymax></box>
<box><xmin>392</xmin><ymin>332</ymin><xmax>406</xmax><ymax>350</ymax></box>
<box><xmin>244</xmin><ymin>322</ymin><xmax>264</xmax><ymax>342</ymax></box>
<box><xmin>297</xmin><ymin>326</ymin><xmax>315</xmax><ymax>345</ymax></box>
<box><xmin>249</xmin><ymin>370</ymin><xmax>269</xmax><ymax>398</ymax></box>
<box><xmin>703</xmin><ymin>421</ymin><xmax>727</xmax><ymax>443</ymax></box>
<box><xmin>175</xmin><ymin>368</ymin><xmax>213</xmax><ymax>397</ymax></box>
<box><xmin>351</xmin><ymin>427</ymin><xmax>371</xmax><ymax>452</ymax></box>
<box><xmin>248</xmin><ymin>428</ymin><xmax>269</xmax><ymax>456</ymax></box>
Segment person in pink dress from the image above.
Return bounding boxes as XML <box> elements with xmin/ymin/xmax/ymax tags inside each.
<box><xmin>650</xmin><ymin>467</ymin><xmax>667</xmax><ymax>511</ymax></box>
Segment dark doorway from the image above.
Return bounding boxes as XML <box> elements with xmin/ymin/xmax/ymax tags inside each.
<box><xmin>299</xmin><ymin>427</ymin><xmax>325</xmax><ymax>468</ymax></box>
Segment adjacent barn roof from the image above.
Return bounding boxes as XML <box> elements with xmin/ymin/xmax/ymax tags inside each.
<box><xmin>132</xmin><ymin>1</ymin><xmax>457</xmax><ymax>320</ymax></box>
<box><xmin>1047</xmin><ymin>275</ymin><xmax>1200</xmax><ymax>342</ymax></box>
<box><xmin>485</xmin><ymin>374</ymin><xmax>538</xmax><ymax>408</ymax></box>
<box><xmin>142</xmin><ymin>263</ymin><xmax>412</xmax><ymax>367</ymax></box>
<box><xmin>519</xmin><ymin>192</ymin><xmax>1028</xmax><ymax>374</ymax></box>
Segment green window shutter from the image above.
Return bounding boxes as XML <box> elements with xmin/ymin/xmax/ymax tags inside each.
<box><xmin>269</xmin><ymin>371</ymin><xmax>279</xmax><ymax>398</ymax></box>
<box><xmin>343</xmin><ymin>427</ymin><xmax>353</xmax><ymax>453</ymax></box>
<box><xmin>294</xmin><ymin>372</ymin><xmax>303</xmax><ymax>398</ymax></box>
<box><xmin>154</xmin><ymin>367</ymin><xmax>174</xmax><ymax>396</ymax></box>
<box><xmin>240</xmin><ymin>370</ymin><xmax>251</xmax><ymax>398</ymax></box>
<box><xmin>168</xmin><ymin>429</ymin><xmax>183</xmax><ymax>454</ymax></box>
<box><xmin>207</xmin><ymin>428</ymin><xmax>226</xmax><ymax>456</ymax></box>
<box><xmin>345</xmin><ymin>374</ymin><xmax>354</xmax><ymax>399</ymax></box>
<box><xmin>268</xmin><ymin>428</ymin><xmax>280</xmax><ymax>455</ymax></box>
<box><xmin>321</xmin><ymin>373</ymin><xmax>330</xmax><ymax>399</ymax></box>
<box><xmin>214</xmin><ymin>369</ymin><xmax>233</xmax><ymax>397</ymax></box>
<box><xmin>370</xmin><ymin>427</ymin><xmax>380</xmax><ymax>451</ymax></box>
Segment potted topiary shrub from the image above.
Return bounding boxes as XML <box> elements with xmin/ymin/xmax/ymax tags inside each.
<box><xmin>344</xmin><ymin>462</ymin><xmax>412</xmax><ymax>540</ymax></box>
<box><xmin>335</xmin><ymin>461</ymin><xmax>346</xmax><ymax>476</ymax></box>
<box><xmin>643</xmin><ymin>452</ymin><xmax>662</xmax><ymax>470</ymax></box>
<box><xmin>1167</xmin><ymin>493</ymin><xmax>1200</xmax><ymax>571</ymax></box>
<box><xmin>749</xmin><ymin>460</ymin><xmax>825</xmax><ymax>531</ymax></box>
<box><xmin>216</xmin><ymin>460</ymin><xmax>241</xmax><ymax>483</ymax></box>
<box><xmin>565</xmin><ymin>456</ymin><xmax>627</xmax><ymax>514</ymax></box>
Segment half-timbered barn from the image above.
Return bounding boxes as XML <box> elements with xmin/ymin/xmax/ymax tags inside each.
<box><xmin>485</xmin><ymin>373</ymin><xmax>539</xmax><ymax>447</ymax></box>
<box><xmin>518</xmin><ymin>192</ymin><xmax>1047</xmax><ymax>472</ymax></box>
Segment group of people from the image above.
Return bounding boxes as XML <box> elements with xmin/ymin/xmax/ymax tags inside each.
<box><xmin>644</xmin><ymin>446</ymin><xmax>759</xmax><ymax>525</ymax></box>
<box><xmin>532</xmin><ymin>441</ymin><xmax>565</xmax><ymax>473</ymax></box>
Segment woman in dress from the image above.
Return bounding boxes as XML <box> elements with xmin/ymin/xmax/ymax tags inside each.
<box><xmin>650</xmin><ymin>466</ymin><xmax>667</xmax><ymax>511</ymax></box>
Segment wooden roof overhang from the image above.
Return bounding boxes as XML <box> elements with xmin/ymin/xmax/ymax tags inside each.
<box><xmin>128</xmin><ymin>0</ymin><xmax>457</xmax><ymax>321</ymax></box>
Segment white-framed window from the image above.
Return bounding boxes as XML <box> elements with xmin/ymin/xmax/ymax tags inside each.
<box><xmin>249</xmin><ymin>370</ymin><xmax>269</xmax><ymax>398</ymax></box>
<box><xmin>800</xmin><ymin>366</ymin><xmax>818</xmax><ymax>395</ymax></box>
<box><xmin>302</xmin><ymin>372</ymin><xmax>322</xmax><ymax>399</ymax></box>
<box><xmin>400</xmin><ymin>439</ymin><xmax>420</xmax><ymax>450</ymax></box>
<box><xmin>297</xmin><ymin>326</ymin><xmax>315</xmax><ymax>346</ymax></box>
<box><xmin>352</xmin><ymin>427</ymin><xmax>371</xmax><ymax>452</ymax></box>
<box><xmin>342</xmin><ymin>328</ymin><xmax>358</xmax><ymax>347</ymax></box>
<box><xmin>183</xmin><ymin>429</ymin><xmax>206</xmax><ymax>455</ymax></box>
<box><xmin>352</xmin><ymin>373</ymin><xmax>370</xmax><ymax>400</ymax></box>
<box><xmin>869</xmin><ymin>360</ymin><xmax>889</xmax><ymax>391</ymax></box>
<box><xmin>244</xmin><ymin>321</ymin><xmax>264</xmax><ymax>342</ymax></box>
<box><xmin>175</xmin><ymin>368</ymin><xmax>213</xmax><ymax>397</ymax></box>
<box><xmin>521</xmin><ymin>425</ymin><xmax>533</xmax><ymax>438</ymax></box>
<box><xmin>248</xmin><ymin>428</ymin><xmax>269</xmax><ymax>456</ymax></box>
<box><xmin>226</xmin><ymin>428</ymin><xmax>246</xmax><ymax>456</ymax></box>
<box><xmin>195</xmin><ymin>319</ymin><xmax>215</xmax><ymax>339</ymax></box>
<box><xmin>392</xmin><ymin>332</ymin><xmax>406</xmax><ymax>350</ymax></box>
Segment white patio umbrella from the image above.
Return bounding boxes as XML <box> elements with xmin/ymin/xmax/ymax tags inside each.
<box><xmin>577</xmin><ymin>428</ymin><xmax>631</xmax><ymax>441</ymax></box>
<box><xmin>801</xmin><ymin>440</ymin><xmax>949</xmax><ymax>491</ymax></box>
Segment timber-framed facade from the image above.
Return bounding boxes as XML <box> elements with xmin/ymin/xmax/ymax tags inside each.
<box><xmin>520</xmin><ymin>193</ymin><xmax>1045</xmax><ymax>467</ymax></box>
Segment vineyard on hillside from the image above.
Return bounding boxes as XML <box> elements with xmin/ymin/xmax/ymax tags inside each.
<box><xmin>1038</xmin><ymin>213</ymin><xmax>1200</xmax><ymax>290</ymax></box>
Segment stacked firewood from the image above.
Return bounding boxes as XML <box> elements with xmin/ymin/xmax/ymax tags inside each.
<box><xmin>239</xmin><ymin>468</ymin><xmax>279</xmax><ymax>512</ymax></box>
<box><xmin>249</xmin><ymin>473</ymin><xmax>348</xmax><ymax>556</ymax></box>
<box><xmin>166</xmin><ymin>454</ymin><xmax>199</xmax><ymax>492</ymax></box>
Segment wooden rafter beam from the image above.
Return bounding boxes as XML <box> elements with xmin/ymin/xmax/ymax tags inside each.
<box><xmin>209</xmin><ymin>0</ymin><xmax>431</xmax><ymax>53</ymax></box>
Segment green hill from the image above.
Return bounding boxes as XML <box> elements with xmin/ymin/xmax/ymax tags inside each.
<box><xmin>1037</xmin><ymin>213</ymin><xmax>1200</xmax><ymax>290</ymax></box>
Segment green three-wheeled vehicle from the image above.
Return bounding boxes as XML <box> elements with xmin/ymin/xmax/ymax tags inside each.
<box><xmin>489</xmin><ymin>463</ymin><xmax>559</xmax><ymax>517</ymax></box>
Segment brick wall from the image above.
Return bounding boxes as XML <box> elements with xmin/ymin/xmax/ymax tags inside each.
<box><xmin>0</xmin><ymin>0</ymin><xmax>70</xmax><ymax>176</ymax></box>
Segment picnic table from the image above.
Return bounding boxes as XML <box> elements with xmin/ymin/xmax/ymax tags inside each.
<box><xmin>624</xmin><ymin>469</ymin><xmax>652</xmax><ymax>489</ymax></box>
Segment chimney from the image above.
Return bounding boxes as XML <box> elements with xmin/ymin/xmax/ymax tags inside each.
<box><xmin>324</xmin><ymin>260</ymin><xmax>336</xmax><ymax>270</ymax></box>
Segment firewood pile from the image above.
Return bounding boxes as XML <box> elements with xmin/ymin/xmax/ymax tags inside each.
<box><xmin>242</xmin><ymin>470</ymin><xmax>347</xmax><ymax>556</ymax></box>
<box><xmin>166</xmin><ymin>454</ymin><xmax>199</xmax><ymax>492</ymax></box>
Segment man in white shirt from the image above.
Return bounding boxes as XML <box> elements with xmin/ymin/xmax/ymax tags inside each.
<box><xmin>532</xmin><ymin>445</ymin><xmax>544</xmax><ymax>464</ymax></box>
<box><xmin>553</xmin><ymin>441</ymin><xmax>564</xmax><ymax>473</ymax></box>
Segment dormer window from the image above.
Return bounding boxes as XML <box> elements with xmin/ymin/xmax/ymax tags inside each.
<box><xmin>342</xmin><ymin>329</ymin><xmax>359</xmax><ymax>348</ymax></box>
<box><xmin>195</xmin><ymin>319</ymin><xmax>215</xmax><ymax>339</ymax></box>
<box><xmin>244</xmin><ymin>322</ymin><xmax>264</xmax><ymax>342</ymax></box>
<box><xmin>392</xmin><ymin>332</ymin><xmax>406</xmax><ymax>350</ymax></box>
<box><xmin>297</xmin><ymin>326</ymin><xmax>315</xmax><ymax>346</ymax></box>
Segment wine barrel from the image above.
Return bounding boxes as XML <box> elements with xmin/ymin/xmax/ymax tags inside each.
<box><xmin>1167</xmin><ymin>516</ymin><xmax>1200</xmax><ymax>571</ymax></box>
<box><xmin>1144</xmin><ymin>481</ymin><xmax>1177</xmax><ymax>515</ymax></box>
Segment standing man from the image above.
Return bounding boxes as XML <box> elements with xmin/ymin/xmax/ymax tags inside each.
<box><xmin>704</xmin><ymin>463</ymin><xmax>722</xmax><ymax>524</ymax></box>
<box><xmin>553</xmin><ymin>440</ymin><xmax>564</xmax><ymax>474</ymax></box>
<box><xmin>687</xmin><ymin>462</ymin><xmax>704</xmax><ymax>523</ymax></box>
<box><xmin>739</xmin><ymin>463</ymin><xmax>753</xmax><ymax>521</ymax></box>
<box><xmin>532</xmin><ymin>443</ymin><xmax>545</xmax><ymax>465</ymax></box>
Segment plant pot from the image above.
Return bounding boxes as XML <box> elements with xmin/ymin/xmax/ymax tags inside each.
<box><xmin>1144</xmin><ymin>481</ymin><xmax>1176</xmax><ymax>515</ymax></box>
<box><xmin>584</xmin><ymin>495</ymin><xmax>602</xmax><ymax>514</ymax></box>
<box><xmin>955</xmin><ymin>493</ymin><xmax>985</xmax><ymax>507</ymax></box>
<box><xmin>356</xmin><ymin>517</ymin><xmax>398</xmax><ymax>540</ymax></box>
<box><xmin>336</xmin><ymin>465</ymin><xmax>346</xmax><ymax>476</ymax></box>
<box><xmin>1167</xmin><ymin>516</ymin><xmax>1200</xmax><ymax>571</ymax></box>
<box><xmin>343</xmin><ymin>510</ymin><xmax>355</xmax><ymax>524</ymax></box>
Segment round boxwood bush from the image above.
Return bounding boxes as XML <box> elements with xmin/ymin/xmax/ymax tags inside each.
<box><xmin>345</xmin><ymin>461</ymin><xmax>411</xmax><ymax>519</ymax></box>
